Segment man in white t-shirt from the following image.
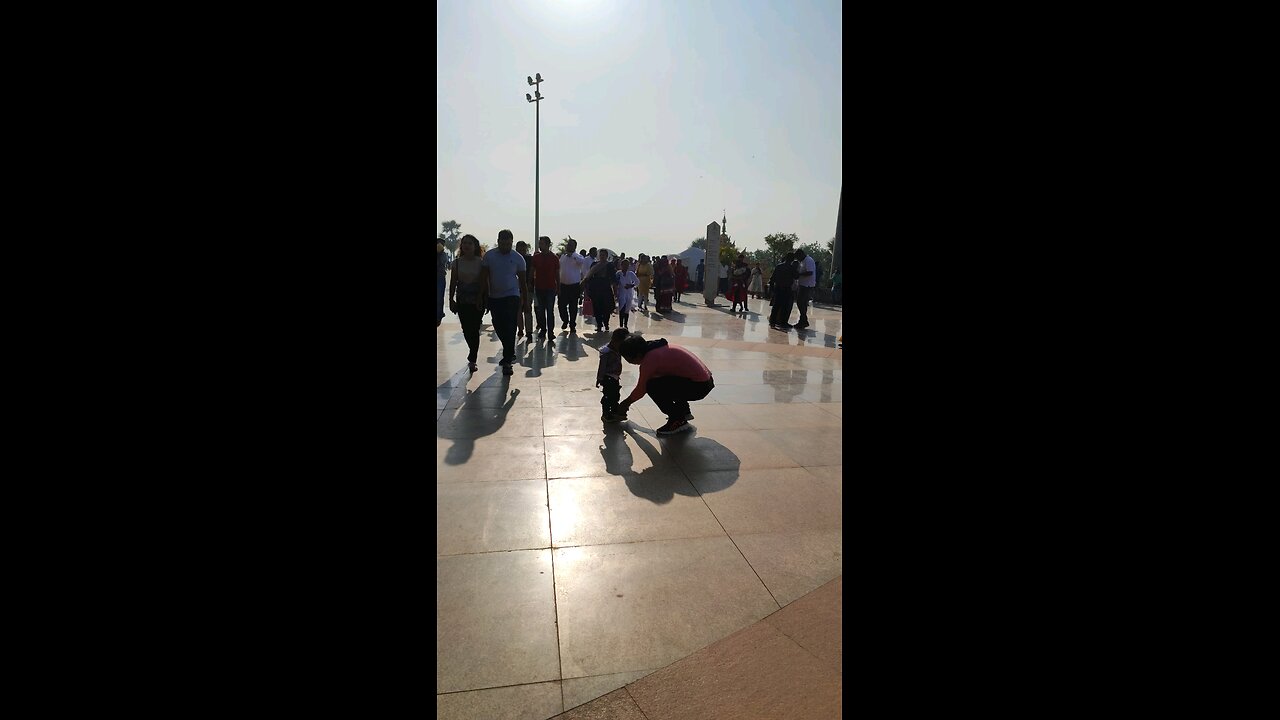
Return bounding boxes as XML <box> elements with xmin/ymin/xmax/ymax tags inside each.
<box><xmin>794</xmin><ymin>248</ymin><xmax>817</xmax><ymax>330</ymax></box>
<box><xmin>557</xmin><ymin>238</ymin><xmax>591</xmax><ymax>333</ymax></box>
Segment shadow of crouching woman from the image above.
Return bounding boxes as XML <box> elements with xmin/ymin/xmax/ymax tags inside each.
<box><xmin>619</xmin><ymin>423</ymin><xmax>739</xmax><ymax>503</ymax></box>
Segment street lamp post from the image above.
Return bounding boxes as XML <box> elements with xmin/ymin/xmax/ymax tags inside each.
<box><xmin>525</xmin><ymin>73</ymin><xmax>544</xmax><ymax>246</ymax></box>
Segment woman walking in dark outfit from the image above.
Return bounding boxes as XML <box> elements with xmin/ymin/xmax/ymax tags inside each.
<box><xmin>728</xmin><ymin>252</ymin><xmax>750</xmax><ymax>312</ymax></box>
<box><xmin>437</xmin><ymin>241</ymin><xmax>449</xmax><ymax>327</ymax></box>
<box><xmin>448</xmin><ymin>234</ymin><xmax>485</xmax><ymax>373</ymax></box>
<box><xmin>615</xmin><ymin>336</ymin><xmax>715</xmax><ymax>435</ymax></box>
<box><xmin>584</xmin><ymin>249</ymin><xmax>618</xmax><ymax>333</ymax></box>
<box><xmin>673</xmin><ymin>259</ymin><xmax>689</xmax><ymax>303</ymax></box>
<box><xmin>654</xmin><ymin>258</ymin><xmax>675</xmax><ymax>313</ymax></box>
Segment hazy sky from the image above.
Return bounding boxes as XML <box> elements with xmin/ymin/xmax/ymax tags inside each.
<box><xmin>437</xmin><ymin>0</ymin><xmax>841</xmax><ymax>256</ymax></box>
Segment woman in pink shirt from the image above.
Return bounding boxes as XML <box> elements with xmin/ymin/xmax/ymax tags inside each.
<box><xmin>615</xmin><ymin>336</ymin><xmax>715</xmax><ymax>435</ymax></box>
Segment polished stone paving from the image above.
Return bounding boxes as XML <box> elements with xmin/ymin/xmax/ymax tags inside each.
<box><xmin>436</xmin><ymin>293</ymin><xmax>843</xmax><ymax>720</ymax></box>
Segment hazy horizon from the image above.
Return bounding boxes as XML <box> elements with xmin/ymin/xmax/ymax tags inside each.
<box><xmin>436</xmin><ymin>0</ymin><xmax>842</xmax><ymax>256</ymax></box>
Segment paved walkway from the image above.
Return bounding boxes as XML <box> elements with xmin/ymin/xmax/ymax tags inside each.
<box><xmin>553</xmin><ymin>576</ymin><xmax>841</xmax><ymax>720</ymax></box>
<box><xmin>436</xmin><ymin>292</ymin><xmax>843</xmax><ymax>720</ymax></box>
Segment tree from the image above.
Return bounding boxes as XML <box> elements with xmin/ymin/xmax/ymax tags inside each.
<box><xmin>690</xmin><ymin>237</ymin><xmax>707</xmax><ymax>250</ymax></box>
<box><xmin>557</xmin><ymin>236</ymin><xmax>575</xmax><ymax>255</ymax></box>
<box><xmin>440</xmin><ymin>220</ymin><xmax>462</xmax><ymax>259</ymax></box>
<box><xmin>764</xmin><ymin>233</ymin><xmax>798</xmax><ymax>264</ymax></box>
<box><xmin>718</xmin><ymin>235</ymin><xmax>740</xmax><ymax>266</ymax></box>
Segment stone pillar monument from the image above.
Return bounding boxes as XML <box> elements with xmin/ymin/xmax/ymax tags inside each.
<box><xmin>704</xmin><ymin>220</ymin><xmax>720</xmax><ymax>306</ymax></box>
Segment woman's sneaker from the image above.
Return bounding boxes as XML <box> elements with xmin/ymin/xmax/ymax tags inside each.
<box><xmin>656</xmin><ymin>419</ymin><xmax>692</xmax><ymax>435</ymax></box>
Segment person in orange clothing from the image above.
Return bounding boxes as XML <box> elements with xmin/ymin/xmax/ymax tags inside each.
<box><xmin>615</xmin><ymin>335</ymin><xmax>714</xmax><ymax>435</ymax></box>
<box><xmin>635</xmin><ymin>254</ymin><xmax>654</xmax><ymax>312</ymax></box>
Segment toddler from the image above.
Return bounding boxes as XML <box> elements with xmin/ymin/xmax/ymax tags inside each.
<box><xmin>596</xmin><ymin>328</ymin><xmax>630</xmax><ymax>422</ymax></box>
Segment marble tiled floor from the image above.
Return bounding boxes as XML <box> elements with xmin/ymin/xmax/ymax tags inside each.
<box><xmin>436</xmin><ymin>293</ymin><xmax>843</xmax><ymax>720</ymax></box>
<box><xmin>554</xmin><ymin>577</ymin><xmax>842</xmax><ymax>720</ymax></box>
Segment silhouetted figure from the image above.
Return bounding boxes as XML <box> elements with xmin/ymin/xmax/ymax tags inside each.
<box><xmin>437</xmin><ymin>241</ymin><xmax>448</xmax><ymax>327</ymax></box>
<box><xmin>449</xmin><ymin>234</ymin><xmax>485</xmax><ymax>372</ymax></box>
<box><xmin>794</xmin><ymin>248</ymin><xmax>817</xmax><ymax>330</ymax></box>
<box><xmin>558</xmin><ymin>238</ymin><xmax>589</xmax><ymax>333</ymax></box>
<box><xmin>480</xmin><ymin>229</ymin><xmax>528</xmax><ymax>374</ymax></box>
<box><xmin>617</xmin><ymin>336</ymin><xmax>715</xmax><ymax>435</ymax></box>
<box><xmin>597</xmin><ymin>328</ymin><xmax>630</xmax><ymax>422</ymax></box>
<box><xmin>768</xmin><ymin>252</ymin><xmax>799</xmax><ymax>330</ymax></box>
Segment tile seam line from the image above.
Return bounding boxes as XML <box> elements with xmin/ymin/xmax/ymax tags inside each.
<box><xmin>768</xmin><ymin>621</ymin><xmax>845</xmax><ymax>677</ymax></box>
<box><xmin>551</xmin><ymin>532</ymin><xmax>744</xmax><ymax>551</ymax></box>
<box><xmin>679</xmin><ymin>464</ymin><xmax>782</xmax><ymax>612</ymax></box>
<box><xmin>559</xmin><ymin>666</ymin><xmax>664</xmax><ymax>683</ymax></box>
<box><xmin>557</xmin><ymin>668</ymin><xmax>666</xmax><ymax>715</ymax></box>
<box><xmin>623</xmin><ymin>684</ymin><xmax>654</xmax><ymax>720</ymax></box>
<box><xmin>546</xmin><ymin>445</ymin><xmax>566</xmax><ymax>715</ymax></box>
<box><xmin>438</xmin><ymin>529</ymin><xmax>774</xmax><ymax>560</ymax></box>
<box><xmin>435</xmin><ymin>677</ymin><xmax>562</xmax><ymax>696</ymax></box>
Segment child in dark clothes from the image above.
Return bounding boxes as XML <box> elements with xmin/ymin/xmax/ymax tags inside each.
<box><xmin>597</xmin><ymin>328</ymin><xmax>630</xmax><ymax>422</ymax></box>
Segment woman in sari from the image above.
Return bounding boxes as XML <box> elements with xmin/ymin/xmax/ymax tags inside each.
<box><xmin>655</xmin><ymin>257</ymin><xmax>675</xmax><ymax>313</ymax></box>
<box><xmin>749</xmin><ymin>262</ymin><xmax>764</xmax><ymax>299</ymax></box>
<box><xmin>673</xmin><ymin>260</ymin><xmax>689</xmax><ymax>303</ymax></box>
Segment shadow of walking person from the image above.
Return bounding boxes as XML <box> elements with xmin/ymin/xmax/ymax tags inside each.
<box><xmin>438</xmin><ymin>373</ymin><xmax>521</xmax><ymax>466</ymax></box>
<box><xmin>557</xmin><ymin>334</ymin><xmax>586</xmax><ymax>362</ymax></box>
<box><xmin>520</xmin><ymin>337</ymin><xmax>557</xmax><ymax>378</ymax></box>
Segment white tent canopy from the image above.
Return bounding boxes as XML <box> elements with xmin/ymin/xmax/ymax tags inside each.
<box><xmin>666</xmin><ymin>248</ymin><xmax>704</xmax><ymax>264</ymax></box>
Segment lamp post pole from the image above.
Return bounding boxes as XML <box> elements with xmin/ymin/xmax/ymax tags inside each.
<box><xmin>526</xmin><ymin>74</ymin><xmax>544</xmax><ymax>245</ymax></box>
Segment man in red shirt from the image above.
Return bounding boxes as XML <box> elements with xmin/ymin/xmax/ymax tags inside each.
<box><xmin>531</xmin><ymin>236</ymin><xmax>560</xmax><ymax>341</ymax></box>
<box><xmin>616</xmin><ymin>336</ymin><xmax>715</xmax><ymax>435</ymax></box>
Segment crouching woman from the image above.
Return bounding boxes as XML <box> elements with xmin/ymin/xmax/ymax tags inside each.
<box><xmin>616</xmin><ymin>336</ymin><xmax>714</xmax><ymax>435</ymax></box>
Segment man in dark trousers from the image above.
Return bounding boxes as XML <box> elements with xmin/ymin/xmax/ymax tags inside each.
<box><xmin>768</xmin><ymin>252</ymin><xmax>799</xmax><ymax>330</ymax></box>
<box><xmin>696</xmin><ymin>259</ymin><xmax>705</xmax><ymax>292</ymax></box>
<box><xmin>557</xmin><ymin>238</ymin><xmax>589</xmax><ymax>333</ymax></box>
<box><xmin>531</xmin><ymin>236</ymin><xmax>559</xmax><ymax>341</ymax></box>
<box><xmin>479</xmin><ymin>229</ymin><xmax>528</xmax><ymax>374</ymax></box>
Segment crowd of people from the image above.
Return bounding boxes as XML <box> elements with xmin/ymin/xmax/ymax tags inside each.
<box><xmin>435</xmin><ymin>233</ymin><xmax>841</xmax><ymax>378</ymax></box>
<box><xmin>435</xmin><ymin>231</ymin><xmax>848</xmax><ymax>432</ymax></box>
